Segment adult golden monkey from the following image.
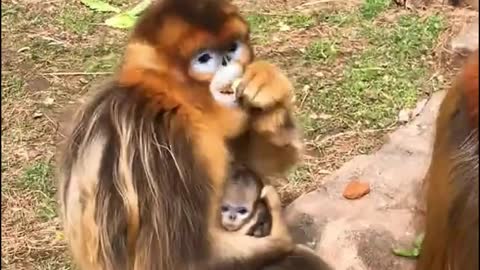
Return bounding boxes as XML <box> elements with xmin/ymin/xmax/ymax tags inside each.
<box><xmin>57</xmin><ymin>0</ymin><xmax>310</xmax><ymax>269</ymax></box>
<box><xmin>416</xmin><ymin>50</ymin><xmax>478</xmax><ymax>270</ymax></box>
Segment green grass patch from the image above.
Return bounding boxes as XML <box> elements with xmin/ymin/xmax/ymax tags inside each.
<box><xmin>21</xmin><ymin>162</ymin><xmax>58</xmax><ymax>221</ymax></box>
<box><xmin>246</xmin><ymin>13</ymin><xmax>317</xmax><ymax>44</ymax></box>
<box><xmin>284</xmin><ymin>14</ymin><xmax>316</xmax><ymax>29</ymax></box>
<box><xmin>304</xmin><ymin>39</ymin><xmax>338</xmax><ymax>62</ymax></box>
<box><xmin>360</xmin><ymin>0</ymin><xmax>392</xmax><ymax>20</ymax></box>
<box><xmin>82</xmin><ymin>45</ymin><xmax>122</xmax><ymax>72</ymax></box>
<box><xmin>320</xmin><ymin>12</ymin><xmax>359</xmax><ymax>26</ymax></box>
<box><xmin>1</xmin><ymin>75</ymin><xmax>25</xmax><ymax>100</ymax></box>
<box><xmin>298</xmin><ymin>13</ymin><xmax>445</xmax><ymax>137</ymax></box>
<box><xmin>58</xmin><ymin>7</ymin><xmax>102</xmax><ymax>35</ymax></box>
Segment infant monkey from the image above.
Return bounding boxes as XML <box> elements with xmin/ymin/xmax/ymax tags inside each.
<box><xmin>220</xmin><ymin>165</ymin><xmax>334</xmax><ymax>270</ymax></box>
<box><xmin>220</xmin><ymin>164</ymin><xmax>272</xmax><ymax>237</ymax></box>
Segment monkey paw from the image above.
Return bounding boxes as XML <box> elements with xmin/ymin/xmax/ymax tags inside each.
<box><xmin>239</xmin><ymin>61</ymin><xmax>293</xmax><ymax>109</ymax></box>
<box><xmin>260</xmin><ymin>185</ymin><xmax>282</xmax><ymax>211</ymax></box>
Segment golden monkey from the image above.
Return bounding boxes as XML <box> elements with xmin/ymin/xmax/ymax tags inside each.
<box><xmin>416</xmin><ymin>50</ymin><xmax>478</xmax><ymax>270</ymax></box>
<box><xmin>57</xmin><ymin>0</ymin><xmax>304</xmax><ymax>269</ymax></box>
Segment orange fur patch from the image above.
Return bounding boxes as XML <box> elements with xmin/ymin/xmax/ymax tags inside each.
<box><xmin>461</xmin><ymin>50</ymin><xmax>479</xmax><ymax>128</ymax></box>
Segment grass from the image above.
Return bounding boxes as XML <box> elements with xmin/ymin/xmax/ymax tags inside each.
<box><xmin>360</xmin><ymin>0</ymin><xmax>392</xmax><ymax>19</ymax></box>
<box><xmin>304</xmin><ymin>40</ymin><xmax>338</xmax><ymax>62</ymax></box>
<box><xmin>1</xmin><ymin>0</ymin><xmax>459</xmax><ymax>268</ymax></box>
<box><xmin>20</xmin><ymin>162</ymin><xmax>58</xmax><ymax>221</ymax></box>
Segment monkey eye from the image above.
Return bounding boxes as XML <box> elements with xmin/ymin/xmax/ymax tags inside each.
<box><xmin>226</xmin><ymin>40</ymin><xmax>244</xmax><ymax>62</ymax></box>
<box><xmin>190</xmin><ymin>50</ymin><xmax>221</xmax><ymax>75</ymax></box>
<box><xmin>228</xmin><ymin>41</ymin><xmax>238</xmax><ymax>52</ymax></box>
<box><xmin>198</xmin><ymin>53</ymin><xmax>212</xmax><ymax>63</ymax></box>
<box><xmin>221</xmin><ymin>206</ymin><xmax>229</xmax><ymax>212</ymax></box>
<box><xmin>237</xmin><ymin>207</ymin><xmax>248</xmax><ymax>215</ymax></box>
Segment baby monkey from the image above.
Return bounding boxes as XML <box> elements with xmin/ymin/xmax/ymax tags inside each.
<box><xmin>219</xmin><ymin>166</ymin><xmax>334</xmax><ymax>270</ymax></box>
<box><xmin>220</xmin><ymin>164</ymin><xmax>272</xmax><ymax>237</ymax></box>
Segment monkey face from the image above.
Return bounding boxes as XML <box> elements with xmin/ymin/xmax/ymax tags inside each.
<box><xmin>191</xmin><ymin>41</ymin><xmax>251</xmax><ymax>108</ymax></box>
<box><xmin>220</xmin><ymin>203</ymin><xmax>253</xmax><ymax>231</ymax></box>
<box><xmin>124</xmin><ymin>0</ymin><xmax>253</xmax><ymax>107</ymax></box>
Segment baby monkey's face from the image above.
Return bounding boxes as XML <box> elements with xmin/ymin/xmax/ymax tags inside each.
<box><xmin>220</xmin><ymin>167</ymin><xmax>261</xmax><ymax>231</ymax></box>
<box><xmin>220</xmin><ymin>201</ymin><xmax>254</xmax><ymax>231</ymax></box>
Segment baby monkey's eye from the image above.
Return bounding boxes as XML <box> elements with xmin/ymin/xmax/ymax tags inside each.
<box><xmin>237</xmin><ymin>207</ymin><xmax>248</xmax><ymax>215</ymax></box>
<box><xmin>221</xmin><ymin>206</ymin><xmax>229</xmax><ymax>212</ymax></box>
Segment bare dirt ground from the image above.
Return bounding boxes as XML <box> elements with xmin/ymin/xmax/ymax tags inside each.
<box><xmin>1</xmin><ymin>0</ymin><xmax>476</xmax><ymax>269</ymax></box>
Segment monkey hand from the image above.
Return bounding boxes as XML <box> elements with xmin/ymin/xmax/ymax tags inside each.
<box><xmin>238</xmin><ymin>61</ymin><xmax>294</xmax><ymax>110</ymax></box>
<box><xmin>260</xmin><ymin>185</ymin><xmax>282</xmax><ymax>210</ymax></box>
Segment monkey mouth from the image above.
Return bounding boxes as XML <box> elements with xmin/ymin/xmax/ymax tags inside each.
<box><xmin>224</xmin><ymin>225</ymin><xmax>241</xmax><ymax>232</ymax></box>
<box><xmin>209</xmin><ymin>63</ymin><xmax>243</xmax><ymax>108</ymax></box>
<box><xmin>219</xmin><ymin>85</ymin><xmax>235</xmax><ymax>95</ymax></box>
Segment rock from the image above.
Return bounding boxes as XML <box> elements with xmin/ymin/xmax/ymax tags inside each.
<box><xmin>284</xmin><ymin>91</ymin><xmax>447</xmax><ymax>270</ymax></box>
<box><xmin>398</xmin><ymin>109</ymin><xmax>411</xmax><ymax>123</ymax></box>
<box><xmin>343</xmin><ymin>180</ymin><xmax>370</xmax><ymax>200</ymax></box>
<box><xmin>451</xmin><ymin>17</ymin><xmax>479</xmax><ymax>54</ymax></box>
<box><xmin>412</xmin><ymin>98</ymin><xmax>428</xmax><ymax>117</ymax></box>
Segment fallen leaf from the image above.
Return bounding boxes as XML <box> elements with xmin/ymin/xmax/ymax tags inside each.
<box><xmin>43</xmin><ymin>97</ymin><xmax>55</xmax><ymax>106</ymax></box>
<box><xmin>127</xmin><ymin>0</ymin><xmax>152</xmax><ymax>16</ymax></box>
<box><xmin>105</xmin><ymin>13</ymin><xmax>137</xmax><ymax>29</ymax></box>
<box><xmin>414</xmin><ymin>233</ymin><xmax>424</xmax><ymax>248</ymax></box>
<box><xmin>343</xmin><ymin>179</ymin><xmax>370</xmax><ymax>200</ymax></box>
<box><xmin>392</xmin><ymin>247</ymin><xmax>420</xmax><ymax>258</ymax></box>
<box><xmin>80</xmin><ymin>0</ymin><xmax>120</xmax><ymax>13</ymax></box>
<box><xmin>392</xmin><ymin>233</ymin><xmax>424</xmax><ymax>258</ymax></box>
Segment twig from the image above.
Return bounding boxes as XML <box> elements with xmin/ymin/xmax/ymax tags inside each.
<box><xmin>299</xmin><ymin>90</ymin><xmax>311</xmax><ymax>109</ymax></box>
<box><xmin>314</xmin><ymin>126</ymin><xmax>397</xmax><ymax>147</ymax></box>
<box><xmin>41</xmin><ymin>71</ymin><xmax>113</xmax><ymax>76</ymax></box>
<box><xmin>299</xmin><ymin>0</ymin><xmax>337</xmax><ymax>7</ymax></box>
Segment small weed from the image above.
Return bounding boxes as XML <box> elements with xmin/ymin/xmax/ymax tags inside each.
<box><xmin>304</xmin><ymin>40</ymin><xmax>338</xmax><ymax>62</ymax></box>
<box><xmin>21</xmin><ymin>162</ymin><xmax>58</xmax><ymax>221</ymax></box>
<box><xmin>59</xmin><ymin>8</ymin><xmax>99</xmax><ymax>35</ymax></box>
<box><xmin>246</xmin><ymin>14</ymin><xmax>272</xmax><ymax>34</ymax></box>
<box><xmin>1</xmin><ymin>75</ymin><xmax>25</xmax><ymax>99</ymax></box>
<box><xmin>21</xmin><ymin>162</ymin><xmax>55</xmax><ymax>196</ymax></box>
<box><xmin>319</xmin><ymin>11</ymin><xmax>359</xmax><ymax>26</ymax></box>
<box><xmin>360</xmin><ymin>0</ymin><xmax>391</xmax><ymax>20</ymax></box>
<box><xmin>284</xmin><ymin>14</ymin><xmax>316</xmax><ymax>29</ymax></box>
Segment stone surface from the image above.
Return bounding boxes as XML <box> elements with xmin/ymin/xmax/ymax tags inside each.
<box><xmin>285</xmin><ymin>91</ymin><xmax>447</xmax><ymax>270</ymax></box>
<box><xmin>451</xmin><ymin>15</ymin><xmax>479</xmax><ymax>54</ymax></box>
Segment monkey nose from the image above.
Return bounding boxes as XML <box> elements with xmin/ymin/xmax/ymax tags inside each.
<box><xmin>228</xmin><ymin>214</ymin><xmax>236</xmax><ymax>221</ymax></box>
<box><xmin>221</xmin><ymin>56</ymin><xmax>231</xmax><ymax>66</ymax></box>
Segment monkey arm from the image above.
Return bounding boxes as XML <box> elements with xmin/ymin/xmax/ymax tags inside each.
<box><xmin>228</xmin><ymin>60</ymin><xmax>303</xmax><ymax>181</ymax></box>
<box><xmin>230</xmin><ymin>105</ymin><xmax>302</xmax><ymax>181</ymax></box>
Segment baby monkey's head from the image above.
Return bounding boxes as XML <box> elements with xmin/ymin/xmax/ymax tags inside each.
<box><xmin>221</xmin><ymin>165</ymin><xmax>262</xmax><ymax>231</ymax></box>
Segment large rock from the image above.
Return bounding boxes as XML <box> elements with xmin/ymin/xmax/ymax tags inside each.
<box><xmin>285</xmin><ymin>91</ymin><xmax>446</xmax><ymax>270</ymax></box>
<box><xmin>451</xmin><ymin>16</ymin><xmax>479</xmax><ymax>54</ymax></box>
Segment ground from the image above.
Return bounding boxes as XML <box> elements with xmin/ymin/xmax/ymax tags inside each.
<box><xmin>0</xmin><ymin>0</ymin><xmax>474</xmax><ymax>269</ymax></box>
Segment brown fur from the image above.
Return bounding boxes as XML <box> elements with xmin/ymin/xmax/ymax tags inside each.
<box><xmin>58</xmin><ymin>0</ymin><xmax>302</xmax><ymax>269</ymax></box>
<box><xmin>416</xmin><ymin>50</ymin><xmax>479</xmax><ymax>270</ymax></box>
